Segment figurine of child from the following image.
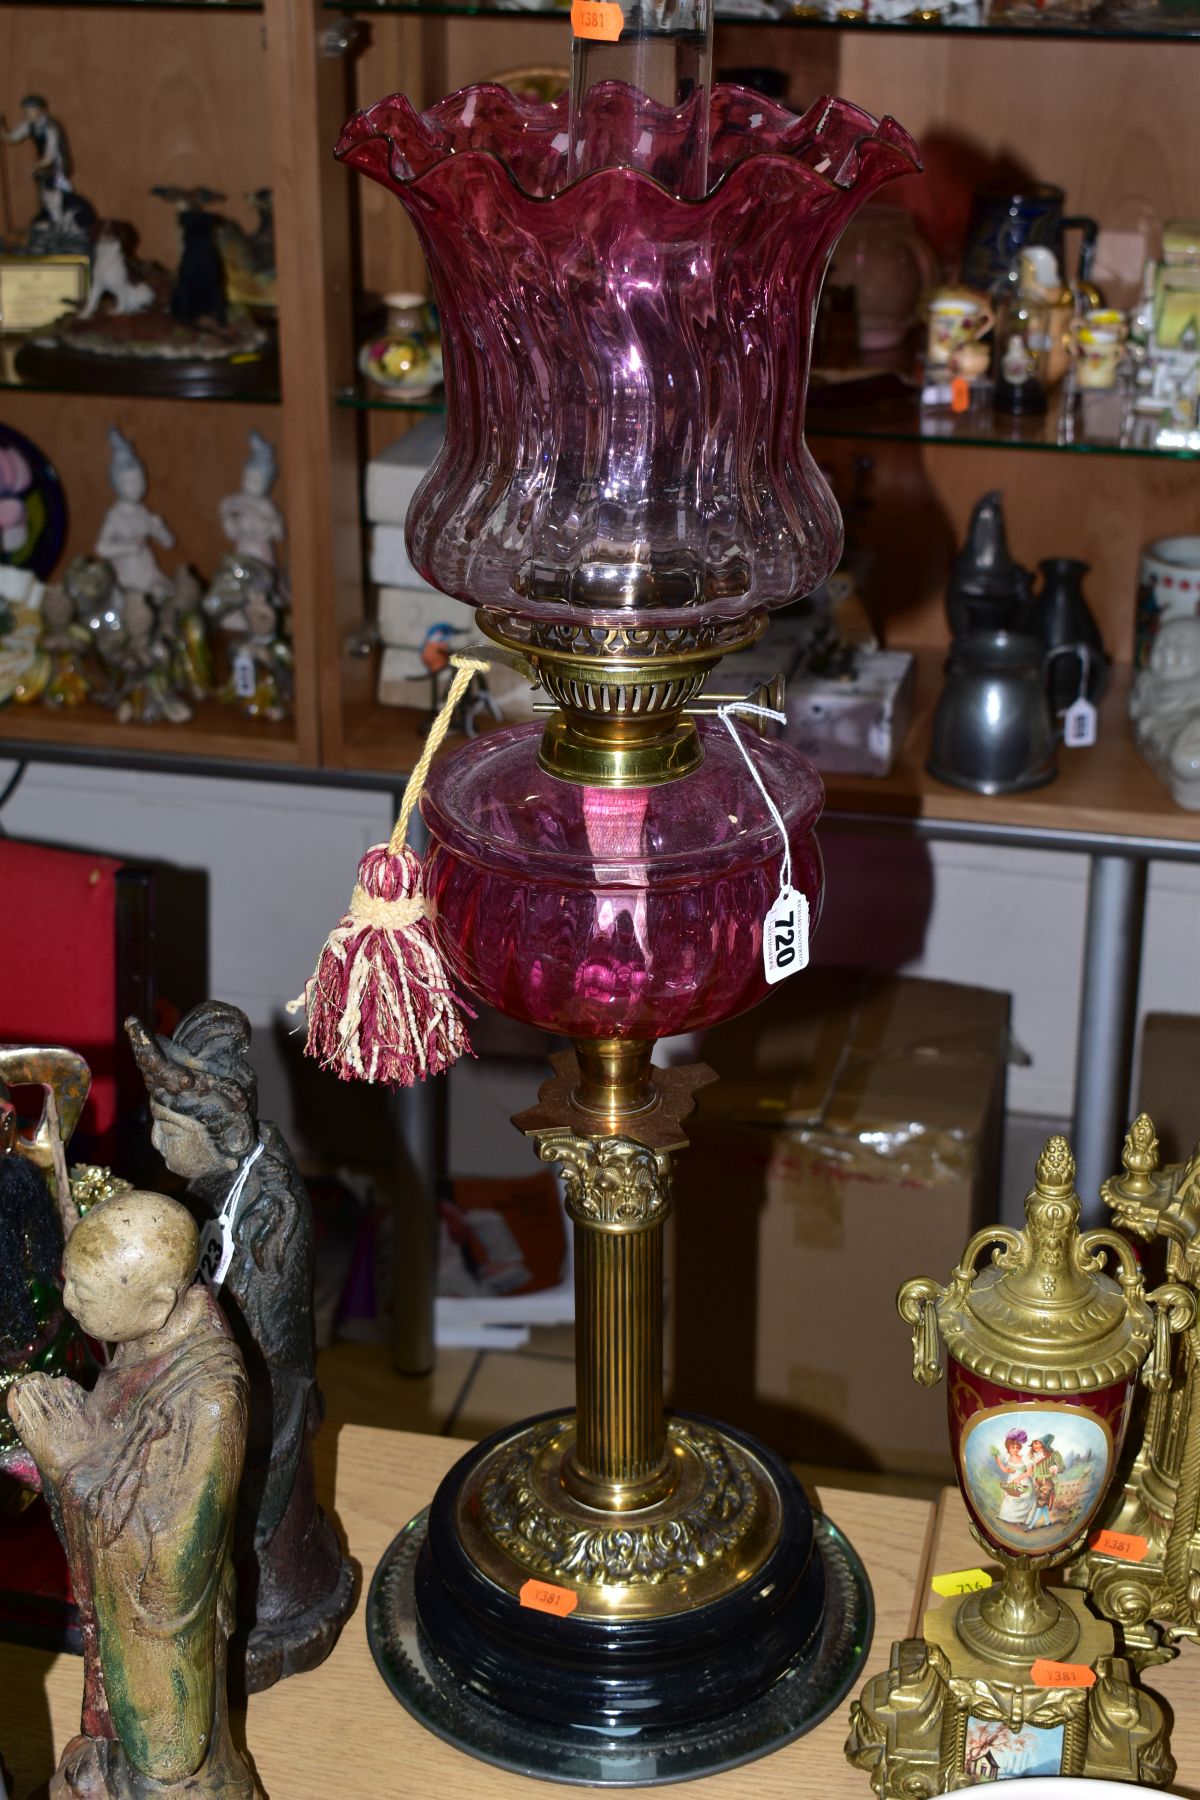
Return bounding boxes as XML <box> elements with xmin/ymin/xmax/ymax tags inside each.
<box><xmin>95</xmin><ymin>428</ymin><xmax>174</xmax><ymax>599</ymax></box>
<box><xmin>219</xmin><ymin>431</ymin><xmax>284</xmax><ymax>569</ymax></box>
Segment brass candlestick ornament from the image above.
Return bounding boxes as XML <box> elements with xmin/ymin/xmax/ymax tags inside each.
<box><xmin>846</xmin><ymin>1135</ymin><xmax>1193</xmax><ymax>1794</ymax></box>
<box><xmin>1068</xmin><ymin>1114</ymin><xmax>1200</xmax><ymax>1666</ymax></box>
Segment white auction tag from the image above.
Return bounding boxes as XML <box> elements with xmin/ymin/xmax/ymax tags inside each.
<box><xmin>199</xmin><ymin>1141</ymin><xmax>264</xmax><ymax>1295</ymax></box>
<box><xmin>1063</xmin><ymin>696</ymin><xmax>1098</xmax><ymax>748</ymax></box>
<box><xmin>198</xmin><ymin>1217</ymin><xmax>234</xmax><ymax>1290</ymax></box>
<box><xmin>764</xmin><ymin>886</ymin><xmax>809</xmax><ymax>985</ymax></box>
<box><xmin>233</xmin><ymin>648</ymin><xmax>257</xmax><ymax>699</ymax></box>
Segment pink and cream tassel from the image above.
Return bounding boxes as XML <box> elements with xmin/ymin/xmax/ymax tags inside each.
<box><xmin>288</xmin><ymin>656</ymin><xmax>487</xmax><ymax>1086</ymax></box>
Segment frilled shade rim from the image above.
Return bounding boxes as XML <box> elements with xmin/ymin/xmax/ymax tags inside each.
<box><xmin>335</xmin><ymin>84</ymin><xmax>921</xmax><ymax>207</ymax></box>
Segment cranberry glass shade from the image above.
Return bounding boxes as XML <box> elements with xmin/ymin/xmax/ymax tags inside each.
<box><xmin>420</xmin><ymin>719</ymin><xmax>824</xmax><ymax>1040</ymax></box>
<box><xmin>336</xmin><ymin>87</ymin><xmax>920</xmax><ymax>628</ymax></box>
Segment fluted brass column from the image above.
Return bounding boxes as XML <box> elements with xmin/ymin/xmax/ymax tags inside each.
<box><xmin>533</xmin><ymin>1129</ymin><xmax>676</xmax><ymax>1512</ymax></box>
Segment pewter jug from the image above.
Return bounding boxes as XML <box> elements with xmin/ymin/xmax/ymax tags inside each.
<box><xmin>927</xmin><ymin>629</ymin><xmax>1089</xmax><ymax>795</ymax></box>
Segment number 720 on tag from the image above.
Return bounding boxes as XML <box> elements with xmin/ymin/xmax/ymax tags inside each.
<box><xmin>764</xmin><ymin>889</ymin><xmax>810</xmax><ymax>986</ymax></box>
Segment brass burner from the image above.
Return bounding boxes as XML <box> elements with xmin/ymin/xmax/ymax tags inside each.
<box><xmin>477</xmin><ymin>607</ymin><xmax>767</xmax><ymax>787</ymax></box>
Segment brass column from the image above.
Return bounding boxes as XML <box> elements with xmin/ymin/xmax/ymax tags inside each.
<box><xmin>534</xmin><ymin>1128</ymin><xmax>677</xmax><ymax>1512</ymax></box>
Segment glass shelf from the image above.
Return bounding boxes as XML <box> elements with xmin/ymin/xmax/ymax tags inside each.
<box><xmin>809</xmin><ymin>388</ymin><xmax>1200</xmax><ymax>458</ymax></box>
<box><xmin>337</xmin><ymin>382</ymin><xmax>445</xmax><ymax>414</ymax></box>
<box><xmin>321</xmin><ymin>0</ymin><xmax>1200</xmax><ymax>38</ymax></box>
<box><xmin>336</xmin><ymin>380</ymin><xmax>1200</xmax><ymax>461</ymax></box>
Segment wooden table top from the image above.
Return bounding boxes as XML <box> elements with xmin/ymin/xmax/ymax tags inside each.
<box><xmin>0</xmin><ymin>1425</ymin><xmax>937</xmax><ymax>1800</ymax></box>
<box><xmin>925</xmin><ymin>1487</ymin><xmax>1200</xmax><ymax>1796</ymax></box>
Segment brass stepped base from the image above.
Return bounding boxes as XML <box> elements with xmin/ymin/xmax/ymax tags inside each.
<box><xmin>455</xmin><ymin>1413</ymin><xmax>783</xmax><ymax>1621</ymax></box>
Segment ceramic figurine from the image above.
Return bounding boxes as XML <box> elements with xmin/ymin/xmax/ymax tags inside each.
<box><xmin>63</xmin><ymin>555</ymin><xmax>124</xmax><ymax>703</ymax></box>
<box><xmin>151</xmin><ymin>186</ymin><xmax>228</xmax><ymax>328</ymax></box>
<box><xmin>37</xmin><ymin>583</ymin><xmax>95</xmax><ymax>708</ymax></box>
<box><xmin>94</xmin><ymin>429</ymin><xmax>175</xmax><ymax>599</ymax></box>
<box><xmin>1129</xmin><ymin>616</ymin><xmax>1200</xmax><ymax>810</ymax></box>
<box><xmin>126</xmin><ymin>1004</ymin><xmax>354</xmax><ymax>1691</ymax></box>
<box><xmin>111</xmin><ymin>590</ymin><xmax>194</xmax><ymax>726</ymax></box>
<box><xmin>202</xmin><ymin>553</ymin><xmax>273</xmax><ymax>626</ymax></box>
<box><xmin>158</xmin><ymin>566</ymin><xmax>214</xmax><ymax>703</ymax></box>
<box><xmin>219</xmin><ymin>432</ymin><xmax>285</xmax><ymax>569</ymax></box>
<box><xmin>219</xmin><ymin>579</ymin><xmax>292</xmax><ymax>722</ymax></box>
<box><xmin>2</xmin><ymin>95</ymin><xmax>95</xmax><ymax>256</ymax></box>
<box><xmin>78</xmin><ymin>225</ymin><xmax>157</xmax><ymax>320</ymax></box>
<box><xmin>3</xmin><ymin>94</ymin><xmax>70</xmax><ymax>194</ymax></box>
<box><xmin>216</xmin><ymin>189</ymin><xmax>276</xmax><ymax>313</ymax></box>
<box><xmin>19</xmin><ymin>191</ymin><xmax>267</xmax><ymax>388</ymax></box>
<box><xmin>6</xmin><ymin>1190</ymin><xmax>260</xmax><ymax>1799</ymax></box>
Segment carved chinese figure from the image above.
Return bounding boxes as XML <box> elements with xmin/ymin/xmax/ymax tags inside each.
<box><xmin>6</xmin><ymin>1190</ymin><xmax>259</xmax><ymax>1799</ymax></box>
<box><xmin>126</xmin><ymin>1003</ymin><xmax>353</xmax><ymax>1691</ymax></box>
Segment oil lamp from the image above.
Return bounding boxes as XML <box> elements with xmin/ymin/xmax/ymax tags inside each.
<box><xmin>846</xmin><ymin>1135</ymin><xmax>1193</xmax><ymax>1794</ymax></box>
<box><xmin>325</xmin><ymin>35</ymin><xmax>919</xmax><ymax>1783</ymax></box>
<box><xmin>1068</xmin><ymin>1114</ymin><xmax>1200</xmax><ymax>1668</ymax></box>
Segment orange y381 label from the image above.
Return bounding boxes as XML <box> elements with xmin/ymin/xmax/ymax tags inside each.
<box><xmin>571</xmin><ymin>0</ymin><xmax>624</xmax><ymax>39</ymax></box>
<box><xmin>1030</xmin><ymin>1659</ymin><xmax>1096</xmax><ymax>1690</ymax></box>
<box><xmin>1089</xmin><ymin>1528</ymin><xmax>1149</xmax><ymax>1563</ymax></box>
<box><xmin>519</xmin><ymin>1578</ymin><xmax>579</xmax><ymax>1618</ymax></box>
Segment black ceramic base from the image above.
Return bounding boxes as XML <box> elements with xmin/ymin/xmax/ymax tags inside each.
<box><xmin>367</xmin><ymin>1414</ymin><xmax>873</xmax><ymax>1786</ymax></box>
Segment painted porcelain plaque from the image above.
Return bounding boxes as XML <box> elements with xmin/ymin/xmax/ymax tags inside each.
<box><xmin>964</xmin><ymin>1718</ymin><xmax>1064</xmax><ymax>1783</ymax></box>
<box><xmin>960</xmin><ymin>1402</ymin><xmax>1112</xmax><ymax>1558</ymax></box>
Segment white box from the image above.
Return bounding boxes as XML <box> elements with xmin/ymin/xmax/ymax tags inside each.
<box><xmin>364</xmin><ymin>417</ymin><xmax>445</xmax><ymax>524</ymax></box>
<box><xmin>784</xmin><ymin>649</ymin><xmax>915</xmax><ymax>776</ymax></box>
<box><xmin>370</xmin><ymin>523</ymin><xmax>433</xmax><ymax>590</ymax></box>
<box><xmin>377</xmin><ymin>586</ymin><xmax>464</xmax><ymax>650</ymax></box>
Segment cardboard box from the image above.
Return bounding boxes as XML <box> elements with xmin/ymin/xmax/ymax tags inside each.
<box><xmin>1139</xmin><ymin>1013</ymin><xmax>1200</xmax><ymax>1166</ymax></box>
<box><xmin>670</xmin><ymin>970</ymin><xmax>1010</xmax><ymax>1478</ymax></box>
<box><xmin>370</xmin><ymin>523</ymin><xmax>435</xmax><ymax>591</ymax></box>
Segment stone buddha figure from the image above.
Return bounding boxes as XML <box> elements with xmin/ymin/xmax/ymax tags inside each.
<box><xmin>6</xmin><ymin>1189</ymin><xmax>258</xmax><ymax>1799</ymax></box>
